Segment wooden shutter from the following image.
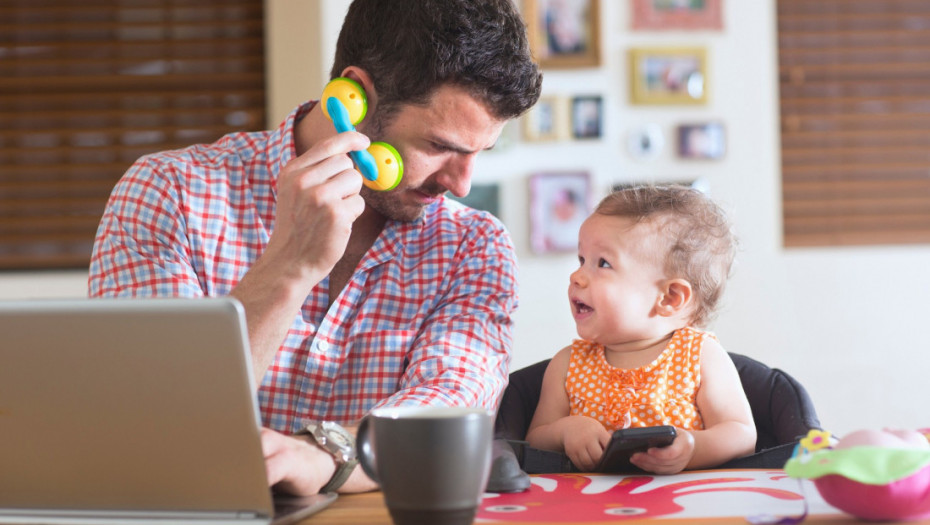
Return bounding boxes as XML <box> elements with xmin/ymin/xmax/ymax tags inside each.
<box><xmin>778</xmin><ymin>0</ymin><xmax>930</xmax><ymax>247</ymax></box>
<box><xmin>0</xmin><ymin>0</ymin><xmax>265</xmax><ymax>270</ymax></box>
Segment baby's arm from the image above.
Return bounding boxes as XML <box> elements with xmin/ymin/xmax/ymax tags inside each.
<box><xmin>525</xmin><ymin>346</ymin><xmax>612</xmax><ymax>471</ymax></box>
<box><xmin>631</xmin><ymin>338</ymin><xmax>756</xmax><ymax>474</ymax></box>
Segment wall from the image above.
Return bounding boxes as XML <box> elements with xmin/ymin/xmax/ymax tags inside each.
<box><xmin>4</xmin><ymin>1</ymin><xmax>929</xmax><ymax>437</ymax></box>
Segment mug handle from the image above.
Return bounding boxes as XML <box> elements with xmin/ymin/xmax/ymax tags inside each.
<box><xmin>355</xmin><ymin>415</ymin><xmax>380</xmax><ymax>484</ymax></box>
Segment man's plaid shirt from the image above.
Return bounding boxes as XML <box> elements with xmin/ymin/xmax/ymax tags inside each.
<box><xmin>89</xmin><ymin>102</ymin><xmax>517</xmax><ymax>431</ymax></box>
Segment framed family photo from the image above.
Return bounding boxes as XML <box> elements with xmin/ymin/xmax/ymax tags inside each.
<box><xmin>676</xmin><ymin>122</ymin><xmax>726</xmax><ymax>160</ymax></box>
<box><xmin>570</xmin><ymin>95</ymin><xmax>603</xmax><ymax>139</ymax></box>
<box><xmin>631</xmin><ymin>0</ymin><xmax>723</xmax><ymax>31</ymax></box>
<box><xmin>529</xmin><ymin>171</ymin><xmax>592</xmax><ymax>254</ymax></box>
<box><xmin>630</xmin><ymin>46</ymin><xmax>708</xmax><ymax>105</ymax></box>
<box><xmin>524</xmin><ymin>0</ymin><xmax>601</xmax><ymax>68</ymax></box>
<box><xmin>522</xmin><ymin>95</ymin><xmax>568</xmax><ymax>142</ymax></box>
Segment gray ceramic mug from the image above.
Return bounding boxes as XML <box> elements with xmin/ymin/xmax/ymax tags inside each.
<box><xmin>356</xmin><ymin>406</ymin><xmax>492</xmax><ymax>525</ymax></box>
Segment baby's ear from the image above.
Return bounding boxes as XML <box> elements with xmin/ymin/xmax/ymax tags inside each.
<box><xmin>656</xmin><ymin>279</ymin><xmax>693</xmax><ymax>317</ymax></box>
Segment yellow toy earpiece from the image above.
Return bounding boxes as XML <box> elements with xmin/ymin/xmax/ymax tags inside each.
<box><xmin>321</xmin><ymin>77</ymin><xmax>403</xmax><ymax>191</ymax></box>
<box><xmin>321</xmin><ymin>77</ymin><xmax>367</xmax><ymax>126</ymax></box>
<box><xmin>365</xmin><ymin>143</ymin><xmax>403</xmax><ymax>191</ymax></box>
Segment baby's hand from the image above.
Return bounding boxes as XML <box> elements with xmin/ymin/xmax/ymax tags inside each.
<box><xmin>630</xmin><ymin>429</ymin><xmax>695</xmax><ymax>474</ymax></box>
<box><xmin>562</xmin><ymin>416</ymin><xmax>612</xmax><ymax>471</ymax></box>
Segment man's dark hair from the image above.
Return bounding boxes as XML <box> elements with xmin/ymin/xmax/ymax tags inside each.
<box><xmin>332</xmin><ymin>0</ymin><xmax>542</xmax><ymax>122</ymax></box>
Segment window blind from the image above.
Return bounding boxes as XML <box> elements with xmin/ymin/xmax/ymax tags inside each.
<box><xmin>0</xmin><ymin>0</ymin><xmax>265</xmax><ymax>269</ymax></box>
<box><xmin>778</xmin><ymin>0</ymin><xmax>930</xmax><ymax>247</ymax></box>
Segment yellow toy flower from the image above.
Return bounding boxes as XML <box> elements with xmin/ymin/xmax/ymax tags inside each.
<box><xmin>800</xmin><ymin>429</ymin><xmax>832</xmax><ymax>454</ymax></box>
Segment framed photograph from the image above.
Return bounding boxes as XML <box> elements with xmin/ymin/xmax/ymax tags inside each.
<box><xmin>448</xmin><ymin>183</ymin><xmax>501</xmax><ymax>218</ymax></box>
<box><xmin>570</xmin><ymin>95</ymin><xmax>603</xmax><ymax>139</ymax></box>
<box><xmin>522</xmin><ymin>95</ymin><xmax>568</xmax><ymax>142</ymax></box>
<box><xmin>524</xmin><ymin>0</ymin><xmax>601</xmax><ymax>69</ymax></box>
<box><xmin>529</xmin><ymin>171</ymin><xmax>591</xmax><ymax>254</ymax></box>
<box><xmin>676</xmin><ymin>122</ymin><xmax>726</xmax><ymax>160</ymax></box>
<box><xmin>630</xmin><ymin>46</ymin><xmax>708</xmax><ymax>105</ymax></box>
<box><xmin>631</xmin><ymin>0</ymin><xmax>723</xmax><ymax>31</ymax></box>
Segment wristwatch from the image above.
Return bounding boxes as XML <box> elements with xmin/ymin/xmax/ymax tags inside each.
<box><xmin>298</xmin><ymin>421</ymin><xmax>358</xmax><ymax>493</ymax></box>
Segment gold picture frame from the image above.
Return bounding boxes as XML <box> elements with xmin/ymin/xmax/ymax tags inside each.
<box><xmin>522</xmin><ymin>95</ymin><xmax>569</xmax><ymax>142</ymax></box>
<box><xmin>630</xmin><ymin>46</ymin><xmax>708</xmax><ymax>105</ymax></box>
<box><xmin>524</xmin><ymin>0</ymin><xmax>601</xmax><ymax>69</ymax></box>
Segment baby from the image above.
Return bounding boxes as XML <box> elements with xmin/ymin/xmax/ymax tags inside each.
<box><xmin>526</xmin><ymin>184</ymin><xmax>756</xmax><ymax>474</ymax></box>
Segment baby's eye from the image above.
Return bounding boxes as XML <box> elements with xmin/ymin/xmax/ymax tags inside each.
<box><xmin>597</xmin><ymin>258</ymin><xmax>611</xmax><ymax>268</ymax></box>
<box><xmin>577</xmin><ymin>256</ymin><xmax>585</xmax><ymax>266</ymax></box>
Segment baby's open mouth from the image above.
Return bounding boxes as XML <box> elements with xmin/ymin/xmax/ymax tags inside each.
<box><xmin>572</xmin><ymin>300</ymin><xmax>593</xmax><ymax>314</ymax></box>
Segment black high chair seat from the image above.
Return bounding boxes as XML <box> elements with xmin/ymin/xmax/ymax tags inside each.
<box><xmin>491</xmin><ymin>352</ymin><xmax>822</xmax><ymax>480</ymax></box>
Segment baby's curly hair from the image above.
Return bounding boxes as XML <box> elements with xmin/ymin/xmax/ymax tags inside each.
<box><xmin>595</xmin><ymin>184</ymin><xmax>737</xmax><ymax>327</ymax></box>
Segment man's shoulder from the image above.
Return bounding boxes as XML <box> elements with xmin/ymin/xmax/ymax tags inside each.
<box><xmin>113</xmin><ymin>130</ymin><xmax>274</xmax><ymax>202</ymax></box>
<box><xmin>139</xmin><ymin>130</ymin><xmax>270</xmax><ymax>173</ymax></box>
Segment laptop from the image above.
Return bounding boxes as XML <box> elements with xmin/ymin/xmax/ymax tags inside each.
<box><xmin>0</xmin><ymin>297</ymin><xmax>336</xmax><ymax>525</ymax></box>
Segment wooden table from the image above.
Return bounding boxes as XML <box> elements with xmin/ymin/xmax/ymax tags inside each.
<box><xmin>307</xmin><ymin>490</ymin><xmax>390</xmax><ymax>524</ymax></box>
<box><xmin>303</xmin><ymin>469</ymin><xmax>930</xmax><ymax>525</ymax></box>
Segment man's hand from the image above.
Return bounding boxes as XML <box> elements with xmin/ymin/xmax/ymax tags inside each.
<box><xmin>232</xmin><ymin>131</ymin><xmax>369</xmax><ymax>382</ymax></box>
<box><xmin>264</xmin><ymin>131</ymin><xmax>368</xmax><ymax>282</ymax></box>
<box><xmin>261</xmin><ymin>427</ymin><xmax>336</xmax><ymax>496</ymax></box>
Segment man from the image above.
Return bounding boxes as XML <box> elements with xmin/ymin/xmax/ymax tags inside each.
<box><xmin>88</xmin><ymin>0</ymin><xmax>541</xmax><ymax>495</ymax></box>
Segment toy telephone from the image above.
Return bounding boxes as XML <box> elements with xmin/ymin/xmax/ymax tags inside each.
<box><xmin>321</xmin><ymin>77</ymin><xmax>403</xmax><ymax>191</ymax></box>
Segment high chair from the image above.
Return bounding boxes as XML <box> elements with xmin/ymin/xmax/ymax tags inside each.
<box><xmin>494</xmin><ymin>352</ymin><xmax>823</xmax><ymax>471</ymax></box>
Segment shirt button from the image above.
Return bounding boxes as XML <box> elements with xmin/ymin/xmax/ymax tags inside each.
<box><xmin>316</xmin><ymin>340</ymin><xmax>329</xmax><ymax>353</ymax></box>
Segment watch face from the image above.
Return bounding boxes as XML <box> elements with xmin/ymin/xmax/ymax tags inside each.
<box><xmin>322</xmin><ymin>422</ymin><xmax>353</xmax><ymax>448</ymax></box>
<box><xmin>318</xmin><ymin>422</ymin><xmax>356</xmax><ymax>461</ymax></box>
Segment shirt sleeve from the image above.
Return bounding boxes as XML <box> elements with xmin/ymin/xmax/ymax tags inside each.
<box><xmin>88</xmin><ymin>156</ymin><xmax>205</xmax><ymax>298</ymax></box>
<box><xmin>374</xmin><ymin>214</ymin><xmax>518</xmax><ymax>413</ymax></box>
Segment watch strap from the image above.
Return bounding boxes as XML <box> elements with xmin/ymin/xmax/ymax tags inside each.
<box><xmin>320</xmin><ymin>454</ymin><xmax>358</xmax><ymax>493</ymax></box>
<box><xmin>297</xmin><ymin>422</ymin><xmax>358</xmax><ymax>493</ymax></box>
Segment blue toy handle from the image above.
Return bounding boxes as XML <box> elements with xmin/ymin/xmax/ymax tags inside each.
<box><xmin>326</xmin><ymin>96</ymin><xmax>378</xmax><ymax>182</ymax></box>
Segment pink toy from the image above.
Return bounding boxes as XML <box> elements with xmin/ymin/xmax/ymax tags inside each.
<box><xmin>785</xmin><ymin>428</ymin><xmax>930</xmax><ymax>521</ymax></box>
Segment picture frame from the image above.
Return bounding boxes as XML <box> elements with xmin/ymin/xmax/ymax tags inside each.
<box><xmin>570</xmin><ymin>95</ymin><xmax>603</xmax><ymax>140</ymax></box>
<box><xmin>676</xmin><ymin>122</ymin><xmax>726</xmax><ymax>160</ymax></box>
<box><xmin>522</xmin><ymin>95</ymin><xmax>568</xmax><ymax>142</ymax></box>
<box><xmin>524</xmin><ymin>0</ymin><xmax>601</xmax><ymax>69</ymax></box>
<box><xmin>631</xmin><ymin>0</ymin><xmax>723</xmax><ymax>31</ymax></box>
<box><xmin>529</xmin><ymin>171</ymin><xmax>591</xmax><ymax>254</ymax></box>
<box><xmin>630</xmin><ymin>46</ymin><xmax>708</xmax><ymax>105</ymax></box>
<box><xmin>448</xmin><ymin>183</ymin><xmax>502</xmax><ymax>218</ymax></box>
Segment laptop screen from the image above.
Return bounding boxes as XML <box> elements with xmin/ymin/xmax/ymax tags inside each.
<box><xmin>0</xmin><ymin>298</ymin><xmax>276</xmax><ymax>523</ymax></box>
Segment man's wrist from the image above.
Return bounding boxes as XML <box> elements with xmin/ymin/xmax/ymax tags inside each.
<box><xmin>297</xmin><ymin>422</ymin><xmax>358</xmax><ymax>493</ymax></box>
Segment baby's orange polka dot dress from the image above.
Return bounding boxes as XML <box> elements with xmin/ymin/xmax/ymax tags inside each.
<box><xmin>565</xmin><ymin>327</ymin><xmax>710</xmax><ymax>432</ymax></box>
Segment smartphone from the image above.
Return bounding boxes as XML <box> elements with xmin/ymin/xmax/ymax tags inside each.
<box><xmin>593</xmin><ymin>425</ymin><xmax>677</xmax><ymax>473</ymax></box>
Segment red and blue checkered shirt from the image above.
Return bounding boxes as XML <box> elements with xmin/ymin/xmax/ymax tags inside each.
<box><xmin>88</xmin><ymin>102</ymin><xmax>517</xmax><ymax>431</ymax></box>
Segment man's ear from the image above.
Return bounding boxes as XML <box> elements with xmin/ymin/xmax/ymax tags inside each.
<box><xmin>339</xmin><ymin>67</ymin><xmax>377</xmax><ymax>105</ymax></box>
<box><xmin>655</xmin><ymin>279</ymin><xmax>693</xmax><ymax>317</ymax></box>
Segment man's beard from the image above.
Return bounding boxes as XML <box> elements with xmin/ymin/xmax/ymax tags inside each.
<box><xmin>361</xmin><ymin>181</ymin><xmax>446</xmax><ymax>223</ymax></box>
<box><xmin>361</xmin><ymin>185</ymin><xmax>420</xmax><ymax>222</ymax></box>
<box><xmin>357</xmin><ymin>114</ymin><xmax>445</xmax><ymax>223</ymax></box>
